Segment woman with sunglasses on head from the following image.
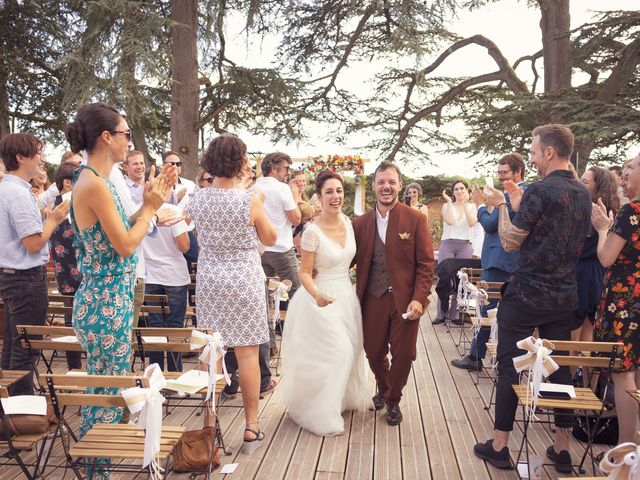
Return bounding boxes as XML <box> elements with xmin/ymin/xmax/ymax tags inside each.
<box><xmin>64</xmin><ymin>102</ymin><xmax>171</xmax><ymax>479</ymax></box>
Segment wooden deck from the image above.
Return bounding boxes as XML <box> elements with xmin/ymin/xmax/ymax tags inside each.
<box><xmin>2</xmin><ymin>292</ymin><xmax>609</xmax><ymax>479</ymax></box>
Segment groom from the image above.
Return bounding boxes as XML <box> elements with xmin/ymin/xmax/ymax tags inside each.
<box><xmin>353</xmin><ymin>162</ymin><xmax>435</xmax><ymax>425</ymax></box>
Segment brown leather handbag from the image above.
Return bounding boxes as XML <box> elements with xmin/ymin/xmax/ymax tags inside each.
<box><xmin>0</xmin><ymin>399</ymin><xmax>57</xmax><ymax>439</ymax></box>
<box><xmin>172</xmin><ymin>426</ymin><xmax>220</xmax><ymax>474</ymax></box>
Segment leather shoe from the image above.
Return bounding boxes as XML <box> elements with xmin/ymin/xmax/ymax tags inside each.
<box><xmin>473</xmin><ymin>440</ymin><xmax>513</xmax><ymax>469</ymax></box>
<box><xmin>451</xmin><ymin>356</ymin><xmax>483</xmax><ymax>372</ymax></box>
<box><xmin>386</xmin><ymin>404</ymin><xmax>403</xmax><ymax>426</ymax></box>
<box><xmin>546</xmin><ymin>446</ymin><xmax>572</xmax><ymax>473</ymax></box>
<box><xmin>369</xmin><ymin>392</ymin><xmax>385</xmax><ymax>411</ymax></box>
<box><xmin>431</xmin><ymin>317</ymin><xmax>445</xmax><ymax>325</ymax></box>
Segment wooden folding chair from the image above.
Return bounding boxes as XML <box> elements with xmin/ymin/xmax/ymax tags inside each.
<box><xmin>45</xmin><ymin>373</ymin><xmax>185</xmax><ymax>480</ymax></box>
<box><xmin>132</xmin><ymin>326</ymin><xmax>212</xmax><ymax>372</ymax></box>
<box><xmin>513</xmin><ymin>340</ymin><xmax>621</xmax><ymax>477</ymax></box>
<box><xmin>0</xmin><ymin>370</ymin><xmax>54</xmax><ymax>479</ymax></box>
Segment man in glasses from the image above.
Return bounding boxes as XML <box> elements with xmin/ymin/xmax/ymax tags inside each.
<box><xmin>254</xmin><ymin>151</ymin><xmax>301</xmax><ymax>390</ymax></box>
<box><xmin>162</xmin><ymin>150</ymin><xmax>196</xmax><ymax>205</ymax></box>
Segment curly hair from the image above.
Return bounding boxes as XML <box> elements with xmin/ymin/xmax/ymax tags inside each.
<box><xmin>260</xmin><ymin>152</ymin><xmax>291</xmax><ymax>176</ymax></box>
<box><xmin>404</xmin><ymin>181</ymin><xmax>422</xmax><ymax>197</ymax></box>
<box><xmin>588</xmin><ymin>166</ymin><xmax>620</xmax><ymax>214</ymax></box>
<box><xmin>200</xmin><ymin>134</ymin><xmax>247</xmax><ymax>179</ymax></box>
<box><xmin>315</xmin><ymin>170</ymin><xmax>343</xmax><ymax>195</ymax></box>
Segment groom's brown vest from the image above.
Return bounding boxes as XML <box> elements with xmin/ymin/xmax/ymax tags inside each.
<box><xmin>366</xmin><ymin>230</ymin><xmax>391</xmax><ymax>297</ymax></box>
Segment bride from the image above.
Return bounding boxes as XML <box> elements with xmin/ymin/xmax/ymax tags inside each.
<box><xmin>282</xmin><ymin>171</ymin><xmax>368</xmax><ymax>436</ymax></box>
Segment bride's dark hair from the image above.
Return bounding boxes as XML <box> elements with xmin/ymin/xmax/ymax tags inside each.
<box><xmin>315</xmin><ymin>170</ymin><xmax>343</xmax><ymax>195</ymax></box>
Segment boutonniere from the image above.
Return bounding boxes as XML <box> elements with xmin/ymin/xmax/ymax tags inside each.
<box><xmin>399</xmin><ymin>232</ymin><xmax>412</xmax><ymax>240</ymax></box>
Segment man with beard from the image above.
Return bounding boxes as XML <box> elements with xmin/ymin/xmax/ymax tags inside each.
<box><xmin>473</xmin><ymin>124</ymin><xmax>591</xmax><ymax>473</ymax></box>
<box><xmin>352</xmin><ymin>161</ymin><xmax>435</xmax><ymax>425</ymax></box>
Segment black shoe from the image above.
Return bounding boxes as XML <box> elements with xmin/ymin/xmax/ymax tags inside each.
<box><xmin>451</xmin><ymin>356</ymin><xmax>483</xmax><ymax>372</ymax></box>
<box><xmin>386</xmin><ymin>404</ymin><xmax>403</xmax><ymax>426</ymax></box>
<box><xmin>431</xmin><ymin>317</ymin><xmax>445</xmax><ymax>325</ymax></box>
<box><xmin>452</xmin><ymin>318</ymin><xmax>464</xmax><ymax>325</ymax></box>
<box><xmin>473</xmin><ymin>440</ymin><xmax>513</xmax><ymax>469</ymax></box>
<box><xmin>546</xmin><ymin>446</ymin><xmax>572</xmax><ymax>473</ymax></box>
<box><xmin>369</xmin><ymin>392</ymin><xmax>385</xmax><ymax>411</ymax></box>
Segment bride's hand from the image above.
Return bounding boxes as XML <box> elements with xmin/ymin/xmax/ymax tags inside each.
<box><xmin>315</xmin><ymin>293</ymin><xmax>333</xmax><ymax>307</ymax></box>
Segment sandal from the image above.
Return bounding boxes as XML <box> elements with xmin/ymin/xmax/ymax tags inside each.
<box><xmin>241</xmin><ymin>428</ymin><xmax>265</xmax><ymax>454</ymax></box>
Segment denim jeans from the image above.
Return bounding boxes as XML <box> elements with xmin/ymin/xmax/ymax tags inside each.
<box><xmin>0</xmin><ymin>267</ymin><xmax>48</xmax><ymax>395</ymax></box>
<box><xmin>144</xmin><ymin>283</ymin><xmax>188</xmax><ymax>371</ymax></box>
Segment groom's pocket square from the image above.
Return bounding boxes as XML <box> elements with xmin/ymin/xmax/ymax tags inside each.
<box><xmin>399</xmin><ymin>232</ymin><xmax>412</xmax><ymax>240</ymax></box>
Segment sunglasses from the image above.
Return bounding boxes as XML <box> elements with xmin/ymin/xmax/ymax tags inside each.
<box><xmin>165</xmin><ymin>161</ymin><xmax>182</xmax><ymax>167</ymax></box>
<box><xmin>201</xmin><ymin>177</ymin><xmax>214</xmax><ymax>184</ymax></box>
<box><xmin>111</xmin><ymin>130</ymin><xmax>132</xmax><ymax>141</ymax></box>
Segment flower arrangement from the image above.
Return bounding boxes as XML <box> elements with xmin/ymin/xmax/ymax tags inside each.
<box><xmin>306</xmin><ymin>155</ymin><xmax>364</xmax><ymax>175</ymax></box>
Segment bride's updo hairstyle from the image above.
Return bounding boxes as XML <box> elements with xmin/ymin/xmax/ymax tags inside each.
<box><xmin>201</xmin><ymin>133</ymin><xmax>247</xmax><ymax>179</ymax></box>
<box><xmin>315</xmin><ymin>170</ymin><xmax>343</xmax><ymax>196</ymax></box>
<box><xmin>64</xmin><ymin>102</ymin><xmax>122</xmax><ymax>154</ymax></box>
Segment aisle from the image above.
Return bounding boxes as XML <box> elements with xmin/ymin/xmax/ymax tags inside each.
<box><xmin>3</xmin><ymin>290</ymin><xmax>605</xmax><ymax>479</ymax></box>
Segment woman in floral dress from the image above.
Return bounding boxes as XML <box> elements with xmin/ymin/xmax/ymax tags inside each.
<box><xmin>65</xmin><ymin>102</ymin><xmax>170</xmax><ymax>479</ymax></box>
<box><xmin>593</xmin><ymin>152</ymin><xmax>640</xmax><ymax>444</ymax></box>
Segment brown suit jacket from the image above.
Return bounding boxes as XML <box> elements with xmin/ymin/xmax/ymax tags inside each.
<box><xmin>352</xmin><ymin>202</ymin><xmax>435</xmax><ymax>318</ymax></box>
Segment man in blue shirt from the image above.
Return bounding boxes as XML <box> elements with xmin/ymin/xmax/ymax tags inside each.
<box><xmin>0</xmin><ymin>133</ymin><xmax>69</xmax><ymax>395</ymax></box>
<box><xmin>451</xmin><ymin>153</ymin><xmax>525</xmax><ymax>371</ymax></box>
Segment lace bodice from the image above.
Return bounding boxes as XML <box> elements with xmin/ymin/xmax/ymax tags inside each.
<box><xmin>301</xmin><ymin>214</ymin><xmax>355</xmax><ymax>279</ymax></box>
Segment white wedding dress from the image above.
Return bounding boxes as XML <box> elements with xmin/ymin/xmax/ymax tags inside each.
<box><xmin>282</xmin><ymin>214</ymin><xmax>368</xmax><ymax>436</ymax></box>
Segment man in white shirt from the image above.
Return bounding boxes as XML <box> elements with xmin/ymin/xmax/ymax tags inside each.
<box><xmin>143</xmin><ymin>214</ymin><xmax>191</xmax><ymax>371</ymax></box>
<box><xmin>162</xmin><ymin>150</ymin><xmax>196</xmax><ymax>205</ymax></box>
<box><xmin>123</xmin><ymin>150</ymin><xmax>146</xmax><ymax>204</ymax></box>
<box><xmin>254</xmin><ymin>152</ymin><xmax>301</xmax><ymax>363</ymax></box>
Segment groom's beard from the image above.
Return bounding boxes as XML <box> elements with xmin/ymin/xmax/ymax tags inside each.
<box><xmin>377</xmin><ymin>192</ymin><xmax>398</xmax><ymax>206</ymax></box>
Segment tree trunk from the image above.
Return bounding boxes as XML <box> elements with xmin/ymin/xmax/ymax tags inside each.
<box><xmin>539</xmin><ymin>0</ymin><xmax>571</xmax><ymax>93</ymax></box>
<box><xmin>170</xmin><ymin>0</ymin><xmax>199</xmax><ymax>180</ymax></box>
<box><xmin>0</xmin><ymin>3</ymin><xmax>12</xmax><ymax>137</ymax></box>
<box><xmin>121</xmin><ymin>5</ymin><xmax>151</xmax><ymax>164</ymax></box>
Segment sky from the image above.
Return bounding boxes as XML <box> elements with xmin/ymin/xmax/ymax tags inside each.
<box><xmin>224</xmin><ymin>0</ymin><xmax>638</xmax><ymax>178</ymax></box>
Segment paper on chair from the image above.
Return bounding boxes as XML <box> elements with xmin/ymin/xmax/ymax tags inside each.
<box><xmin>1</xmin><ymin>395</ymin><xmax>47</xmax><ymax>415</ymax></box>
<box><xmin>141</xmin><ymin>336</ymin><xmax>168</xmax><ymax>343</ymax></box>
<box><xmin>50</xmin><ymin>335</ymin><xmax>79</xmax><ymax>343</ymax></box>
<box><xmin>537</xmin><ymin>383</ymin><xmax>576</xmax><ymax>398</ymax></box>
<box><xmin>164</xmin><ymin>369</ymin><xmax>224</xmax><ymax>394</ymax></box>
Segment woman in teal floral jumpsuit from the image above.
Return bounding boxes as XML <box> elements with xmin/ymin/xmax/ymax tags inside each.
<box><xmin>64</xmin><ymin>102</ymin><xmax>172</xmax><ymax>479</ymax></box>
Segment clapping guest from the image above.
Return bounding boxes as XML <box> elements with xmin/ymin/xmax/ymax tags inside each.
<box><xmin>187</xmin><ymin>133</ymin><xmax>276</xmax><ymax>454</ymax></box>
<box><xmin>65</xmin><ymin>102</ymin><xmax>170</xmax><ymax>479</ymax></box>
<box><xmin>0</xmin><ymin>133</ymin><xmax>69</xmax><ymax>395</ymax></box>
<box><xmin>50</xmin><ymin>162</ymin><xmax>83</xmax><ymax>370</ymax></box>
<box><xmin>573</xmin><ymin>167</ymin><xmax>620</xmax><ymax>344</ymax></box>
<box><xmin>592</xmin><ymin>152</ymin><xmax>640</xmax><ymax>444</ymax></box>
<box><xmin>433</xmin><ymin>179</ymin><xmax>477</xmax><ymax>325</ymax></box>
<box><xmin>196</xmin><ymin>169</ymin><xmax>215</xmax><ymax>188</ymax></box>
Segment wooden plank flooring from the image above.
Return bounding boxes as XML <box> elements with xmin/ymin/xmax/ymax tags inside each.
<box><xmin>2</xmin><ymin>292</ymin><xmax>610</xmax><ymax>479</ymax></box>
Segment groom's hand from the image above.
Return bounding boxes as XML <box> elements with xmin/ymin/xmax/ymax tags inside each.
<box><xmin>406</xmin><ymin>300</ymin><xmax>423</xmax><ymax>320</ymax></box>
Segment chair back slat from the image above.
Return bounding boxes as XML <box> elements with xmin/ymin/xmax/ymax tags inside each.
<box><xmin>45</xmin><ymin>374</ymin><xmax>149</xmax><ymax>389</ymax></box>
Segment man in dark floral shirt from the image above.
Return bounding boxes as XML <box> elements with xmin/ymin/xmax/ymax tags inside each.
<box><xmin>473</xmin><ymin>124</ymin><xmax>592</xmax><ymax>473</ymax></box>
<box><xmin>50</xmin><ymin>162</ymin><xmax>82</xmax><ymax>369</ymax></box>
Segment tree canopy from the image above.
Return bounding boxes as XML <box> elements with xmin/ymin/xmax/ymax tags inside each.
<box><xmin>1</xmin><ymin>0</ymin><xmax>638</xmax><ymax>175</ymax></box>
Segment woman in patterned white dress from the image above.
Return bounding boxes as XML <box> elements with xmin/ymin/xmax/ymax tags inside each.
<box><xmin>282</xmin><ymin>171</ymin><xmax>368</xmax><ymax>436</ymax></box>
<box><xmin>186</xmin><ymin>134</ymin><xmax>276</xmax><ymax>453</ymax></box>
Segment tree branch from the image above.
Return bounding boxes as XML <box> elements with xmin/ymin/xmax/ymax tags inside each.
<box><xmin>596</xmin><ymin>35</ymin><xmax>640</xmax><ymax>103</ymax></box>
<box><xmin>384</xmin><ymin>72</ymin><xmax>505</xmax><ymax>162</ymax></box>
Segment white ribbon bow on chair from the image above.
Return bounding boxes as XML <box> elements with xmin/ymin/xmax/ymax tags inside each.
<box><xmin>190</xmin><ymin>330</ymin><xmax>231</xmax><ymax>413</ymax></box>
<box><xmin>121</xmin><ymin>363</ymin><xmax>166</xmax><ymax>479</ymax></box>
<box><xmin>512</xmin><ymin>337</ymin><xmax>559</xmax><ymax>421</ymax></box>
<box><xmin>456</xmin><ymin>271</ymin><xmax>488</xmax><ymax>315</ymax></box>
<box><xmin>600</xmin><ymin>442</ymin><xmax>640</xmax><ymax>480</ymax></box>
<box><xmin>269</xmin><ymin>279</ymin><xmax>292</xmax><ymax>328</ymax></box>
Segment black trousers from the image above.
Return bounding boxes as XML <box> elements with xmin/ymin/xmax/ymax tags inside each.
<box><xmin>494</xmin><ymin>283</ymin><xmax>574</xmax><ymax>432</ymax></box>
<box><xmin>0</xmin><ymin>267</ymin><xmax>48</xmax><ymax>395</ymax></box>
